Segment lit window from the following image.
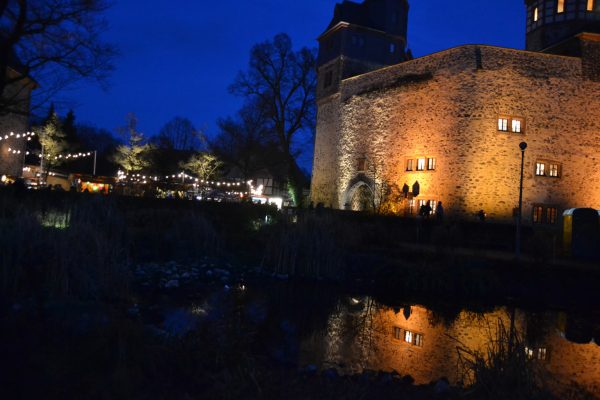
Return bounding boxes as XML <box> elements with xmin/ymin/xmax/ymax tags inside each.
<box><xmin>536</xmin><ymin>162</ymin><xmax>546</xmax><ymax>176</ymax></box>
<box><xmin>548</xmin><ymin>163</ymin><xmax>560</xmax><ymax>177</ymax></box>
<box><xmin>393</xmin><ymin>327</ymin><xmax>402</xmax><ymax>340</ymax></box>
<box><xmin>557</xmin><ymin>0</ymin><xmax>565</xmax><ymax>13</ymax></box>
<box><xmin>416</xmin><ymin>158</ymin><xmax>425</xmax><ymax>171</ymax></box>
<box><xmin>427</xmin><ymin>158</ymin><xmax>436</xmax><ymax>171</ymax></box>
<box><xmin>534</xmin><ymin>7</ymin><xmax>539</xmax><ymax>21</ymax></box>
<box><xmin>390</xmin><ymin>43</ymin><xmax>396</xmax><ymax>53</ymax></box>
<box><xmin>418</xmin><ymin>200</ymin><xmax>434</xmax><ymax>215</ymax></box>
<box><xmin>547</xmin><ymin>208</ymin><xmax>558</xmax><ymax>224</ymax></box>
<box><xmin>525</xmin><ymin>346</ymin><xmax>548</xmax><ymax>360</ymax></box>
<box><xmin>588</xmin><ymin>0</ymin><xmax>595</xmax><ymax>11</ymax></box>
<box><xmin>414</xmin><ymin>333</ymin><xmax>423</xmax><ymax>347</ymax></box>
<box><xmin>537</xmin><ymin>348</ymin><xmax>548</xmax><ymax>360</ymax></box>
<box><xmin>408</xmin><ymin>199</ymin><xmax>415</xmax><ymax>215</ymax></box>
<box><xmin>430</xmin><ymin>200</ymin><xmax>437</xmax><ymax>214</ymax></box>
<box><xmin>533</xmin><ymin>206</ymin><xmax>544</xmax><ymax>224</ymax></box>
<box><xmin>404</xmin><ymin>330</ymin><xmax>413</xmax><ymax>344</ymax></box>
<box><xmin>512</xmin><ymin>119</ymin><xmax>523</xmax><ymax>133</ymax></box>
<box><xmin>525</xmin><ymin>346</ymin><xmax>535</xmax><ymax>359</ymax></box>
<box><xmin>406</xmin><ymin>159</ymin><xmax>413</xmax><ymax>171</ymax></box>
<box><xmin>498</xmin><ymin>118</ymin><xmax>508</xmax><ymax>131</ymax></box>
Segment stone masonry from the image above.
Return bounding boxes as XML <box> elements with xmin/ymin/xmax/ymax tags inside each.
<box><xmin>311</xmin><ymin>44</ymin><xmax>600</xmax><ymax>222</ymax></box>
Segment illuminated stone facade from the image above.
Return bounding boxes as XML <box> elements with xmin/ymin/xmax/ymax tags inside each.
<box><xmin>300</xmin><ymin>302</ymin><xmax>600</xmax><ymax>396</ymax></box>
<box><xmin>311</xmin><ymin>1</ymin><xmax>600</xmax><ymax>222</ymax></box>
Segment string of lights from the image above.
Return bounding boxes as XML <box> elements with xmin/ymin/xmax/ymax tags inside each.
<box><xmin>117</xmin><ymin>170</ymin><xmax>245</xmax><ymax>187</ymax></box>
<box><xmin>39</xmin><ymin>151</ymin><xmax>95</xmax><ymax>161</ymax></box>
<box><xmin>0</xmin><ymin>132</ymin><xmax>35</xmax><ymax>141</ymax></box>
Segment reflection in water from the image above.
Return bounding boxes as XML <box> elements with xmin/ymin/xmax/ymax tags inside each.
<box><xmin>188</xmin><ymin>283</ymin><xmax>600</xmax><ymax>398</ymax></box>
<box><xmin>298</xmin><ymin>298</ymin><xmax>600</xmax><ymax>398</ymax></box>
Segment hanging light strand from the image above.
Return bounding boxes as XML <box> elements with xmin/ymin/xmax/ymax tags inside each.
<box><xmin>0</xmin><ymin>131</ymin><xmax>35</xmax><ymax>142</ymax></box>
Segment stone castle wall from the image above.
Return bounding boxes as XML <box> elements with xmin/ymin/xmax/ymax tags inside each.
<box><xmin>311</xmin><ymin>45</ymin><xmax>600</xmax><ymax>222</ymax></box>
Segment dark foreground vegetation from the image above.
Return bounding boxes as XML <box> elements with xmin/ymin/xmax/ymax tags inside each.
<box><xmin>0</xmin><ymin>188</ymin><xmax>598</xmax><ymax>399</ymax></box>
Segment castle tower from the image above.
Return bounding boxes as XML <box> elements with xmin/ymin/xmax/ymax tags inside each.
<box><xmin>525</xmin><ymin>0</ymin><xmax>600</xmax><ymax>55</ymax></box>
<box><xmin>316</xmin><ymin>0</ymin><xmax>410</xmax><ymax>99</ymax></box>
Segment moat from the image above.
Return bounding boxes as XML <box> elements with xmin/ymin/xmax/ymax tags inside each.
<box><xmin>165</xmin><ymin>281</ymin><xmax>600</xmax><ymax>399</ymax></box>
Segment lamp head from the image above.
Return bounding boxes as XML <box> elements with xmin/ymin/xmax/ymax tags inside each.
<box><xmin>519</xmin><ymin>142</ymin><xmax>528</xmax><ymax>151</ymax></box>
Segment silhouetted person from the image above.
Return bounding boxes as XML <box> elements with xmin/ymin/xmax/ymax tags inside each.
<box><xmin>436</xmin><ymin>201</ymin><xmax>444</xmax><ymax>222</ymax></box>
<box><xmin>420</xmin><ymin>201</ymin><xmax>432</xmax><ymax>218</ymax></box>
<box><xmin>477</xmin><ymin>210</ymin><xmax>486</xmax><ymax>222</ymax></box>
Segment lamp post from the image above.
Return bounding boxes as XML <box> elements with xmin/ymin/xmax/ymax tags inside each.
<box><xmin>515</xmin><ymin>141</ymin><xmax>527</xmax><ymax>259</ymax></box>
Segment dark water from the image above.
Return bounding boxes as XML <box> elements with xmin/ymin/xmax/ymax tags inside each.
<box><xmin>175</xmin><ymin>282</ymin><xmax>600</xmax><ymax>398</ymax></box>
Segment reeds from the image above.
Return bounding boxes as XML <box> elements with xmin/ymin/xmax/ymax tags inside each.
<box><xmin>456</xmin><ymin>318</ymin><xmax>553</xmax><ymax>400</ymax></box>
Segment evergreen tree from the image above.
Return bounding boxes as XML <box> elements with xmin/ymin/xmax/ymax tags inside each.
<box><xmin>63</xmin><ymin>110</ymin><xmax>79</xmax><ymax>147</ymax></box>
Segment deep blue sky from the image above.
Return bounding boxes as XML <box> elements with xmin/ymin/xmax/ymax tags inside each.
<box><xmin>61</xmin><ymin>0</ymin><xmax>525</xmax><ymax>167</ymax></box>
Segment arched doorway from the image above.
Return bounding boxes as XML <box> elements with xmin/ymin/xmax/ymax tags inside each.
<box><xmin>344</xmin><ymin>178</ymin><xmax>374</xmax><ymax>212</ymax></box>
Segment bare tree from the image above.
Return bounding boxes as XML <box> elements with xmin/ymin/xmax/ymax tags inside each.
<box><xmin>212</xmin><ymin>103</ymin><xmax>269</xmax><ymax>181</ymax></box>
<box><xmin>230</xmin><ymin>33</ymin><xmax>316</xmax><ymax>206</ymax></box>
<box><xmin>361</xmin><ymin>155</ymin><xmax>405</xmax><ymax>215</ymax></box>
<box><xmin>155</xmin><ymin>117</ymin><xmax>204</xmax><ymax>151</ymax></box>
<box><xmin>0</xmin><ymin>0</ymin><xmax>115</xmax><ymax>116</ymax></box>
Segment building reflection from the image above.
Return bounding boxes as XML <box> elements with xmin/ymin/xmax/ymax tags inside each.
<box><xmin>301</xmin><ymin>299</ymin><xmax>600</xmax><ymax>397</ymax></box>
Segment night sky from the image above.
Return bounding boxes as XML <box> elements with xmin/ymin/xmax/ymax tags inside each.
<box><xmin>61</xmin><ymin>0</ymin><xmax>525</xmax><ymax>168</ymax></box>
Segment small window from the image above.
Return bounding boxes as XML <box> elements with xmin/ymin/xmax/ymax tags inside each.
<box><xmin>357</xmin><ymin>157</ymin><xmax>366</xmax><ymax>172</ymax></box>
<box><xmin>429</xmin><ymin>200</ymin><xmax>437</xmax><ymax>214</ymax></box>
<box><xmin>390</xmin><ymin>43</ymin><xmax>396</xmax><ymax>53</ymax></box>
<box><xmin>512</xmin><ymin>118</ymin><xmax>523</xmax><ymax>133</ymax></box>
<box><xmin>416</xmin><ymin>158</ymin><xmax>426</xmax><ymax>171</ymax></box>
<box><xmin>534</xmin><ymin>7</ymin><xmax>539</xmax><ymax>21</ymax></box>
<box><xmin>588</xmin><ymin>0</ymin><xmax>595</xmax><ymax>11</ymax></box>
<box><xmin>418</xmin><ymin>200</ymin><xmax>434</xmax><ymax>215</ymax></box>
<box><xmin>406</xmin><ymin>159</ymin><xmax>413</xmax><ymax>171</ymax></box>
<box><xmin>404</xmin><ymin>330</ymin><xmax>413</xmax><ymax>344</ymax></box>
<box><xmin>548</xmin><ymin>163</ymin><xmax>560</xmax><ymax>177</ymax></box>
<box><xmin>533</xmin><ymin>206</ymin><xmax>544</xmax><ymax>224</ymax></box>
<box><xmin>557</xmin><ymin>0</ymin><xmax>565</xmax><ymax>13</ymax></box>
<box><xmin>526</xmin><ymin>346</ymin><xmax>549</xmax><ymax>361</ymax></box>
<box><xmin>498</xmin><ymin>118</ymin><xmax>509</xmax><ymax>131</ymax></box>
<box><xmin>427</xmin><ymin>158</ymin><xmax>436</xmax><ymax>171</ymax></box>
<box><xmin>393</xmin><ymin>326</ymin><xmax>402</xmax><ymax>340</ymax></box>
<box><xmin>414</xmin><ymin>333</ymin><xmax>424</xmax><ymax>347</ymax></box>
<box><xmin>535</xmin><ymin>162</ymin><xmax>546</xmax><ymax>176</ymax></box>
<box><xmin>547</xmin><ymin>207</ymin><xmax>558</xmax><ymax>224</ymax></box>
<box><xmin>324</xmin><ymin>71</ymin><xmax>333</xmax><ymax>88</ymax></box>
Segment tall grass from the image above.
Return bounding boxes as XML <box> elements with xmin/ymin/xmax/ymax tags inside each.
<box><xmin>261</xmin><ymin>213</ymin><xmax>358</xmax><ymax>279</ymax></box>
<box><xmin>456</xmin><ymin>318</ymin><xmax>553</xmax><ymax>400</ymax></box>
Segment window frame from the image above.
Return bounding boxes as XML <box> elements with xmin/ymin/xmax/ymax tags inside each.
<box><xmin>427</xmin><ymin>158</ymin><xmax>436</xmax><ymax>171</ymax></box>
<box><xmin>532</xmin><ymin>204</ymin><xmax>559</xmax><ymax>225</ymax></box>
<box><xmin>535</xmin><ymin>160</ymin><xmax>562</xmax><ymax>178</ymax></box>
<box><xmin>557</xmin><ymin>0</ymin><xmax>565</xmax><ymax>13</ymax></box>
<box><xmin>416</xmin><ymin>158</ymin><xmax>426</xmax><ymax>171</ymax></box>
<box><xmin>406</xmin><ymin>159</ymin><xmax>414</xmax><ymax>171</ymax></box>
<box><xmin>535</xmin><ymin>162</ymin><xmax>546</xmax><ymax>176</ymax></box>
<box><xmin>498</xmin><ymin>116</ymin><xmax>525</xmax><ymax>133</ymax></box>
<box><xmin>357</xmin><ymin>157</ymin><xmax>366</xmax><ymax>172</ymax></box>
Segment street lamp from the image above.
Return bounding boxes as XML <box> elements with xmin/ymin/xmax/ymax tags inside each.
<box><xmin>515</xmin><ymin>141</ymin><xmax>527</xmax><ymax>258</ymax></box>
